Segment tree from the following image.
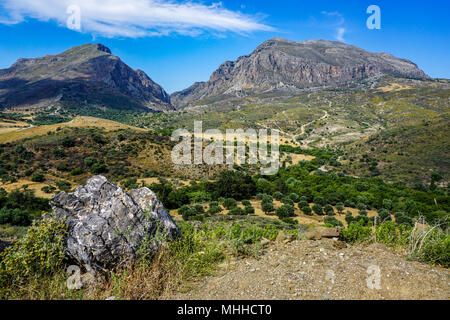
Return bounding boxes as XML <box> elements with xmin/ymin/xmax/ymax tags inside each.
<box><xmin>336</xmin><ymin>203</ymin><xmax>345</xmax><ymax>214</ymax></box>
<box><xmin>276</xmin><ymin>205</ymin><xmax>292</xmax><ymax>219</ymax></box>
<box><xmin>229</xmin><ymin>207</ymin><xmax>246</xmax><ymax>216</ymax></box>
<box><xmin>244</xmin><ymin>205</ymin><xmax>255</xmax><ymax>215</ymax></box>
<box><xmin>288</xmin><ymin>193</ymin><xmax>300</xmax><ymax>203</ymax></box>
<box><xmin>273</xmin><ymin>192</ymin><xmax>283</xmax><ymax>201</ymax></box>
<box><xmin>324</xmin><ymin>204</ymin><xmax>334</xmax><ymax>216</ymax></box>
<box><xmin>223</xmin><ymin>198</ymin><xmax>237</xmax><ymax>209</ymax></box>
<box><xmin>301</xmin><ymin>206</ymin><xmax>312</xmax><ymax>215</ymax></box>
<box><xmin>324</xmin><ymin>216</ymin><xmax>343</xmax><ymax>227</ymax></box>
<box><xmin>378</xmin><ymin>208</ymin><xmax>391</xmax><ymax>222</ymax></box>
<box><xmin>382</xmin><ymin>199</ymin><xmax>393</xmax><ymax>210</ymax></box>
<box><xmin>312</xmin><ymin>204</ymin><xmax>323</xmax><ymax>215</ymax></box>
<box><xmin>179</xmin><ymin>205</ymin><xmax>196</xmax><ymax>221</ymax></box>
<box><xmin>314</xmin><ymin>196</ymin><xmax>326</xmax><ymax>206</ymax></box>
<box><xmin>262</xmin><ymin>200</ymin><xmax>274</xmax><ymax>214</ymax></box>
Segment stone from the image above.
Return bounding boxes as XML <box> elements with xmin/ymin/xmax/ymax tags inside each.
<box><xmin>49</xmin><ymin>175</ymin><xmax>179</xmax><ymax>271</ymax></box>
<box><xmin>305</xmin><ymin>227</ymin><xmax>341</xmax><ymax>240</ymax></box>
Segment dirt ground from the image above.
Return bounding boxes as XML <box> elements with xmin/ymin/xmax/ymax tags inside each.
<box><xmin>167</xmin><ymin>239</ymin><xmax>450</xmax><ymax>300</ymax></box>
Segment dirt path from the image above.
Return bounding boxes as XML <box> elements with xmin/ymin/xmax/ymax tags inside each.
<box><xmin>168</xmin><ymin>239</ymin><xmax>450</xmax><ymax>300</ymax></box>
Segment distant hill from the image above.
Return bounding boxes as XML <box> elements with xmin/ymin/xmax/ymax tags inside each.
<box><xmin>170</xmin><ymin>38</ymin><xmax>429</xmax><ymax>108</ymax></box>
<box><xmin>0</xmin><ymin>44</ymin><xmax>173</xmax><ymax>113</ymax></box>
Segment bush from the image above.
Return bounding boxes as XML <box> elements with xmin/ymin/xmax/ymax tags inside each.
<box><xmin>324</xmin><ymin>204</ymin><xmax>334</xmax><ymax>216</ymax></box>
<box><xmin>261</xmin><ymin>200</ymin><xmax>274</xmax><ymax>214</ymax></box>
<box><xmin>375</xmin><ymin>221</ymin><xmax>410</xmax><ymax>247</ymax></box>
<box><xmin>223</xmin><ymin>198</ymin><xmax>237</xmax><ymax>210</ymax></box>
<box><xmin>228</xmin><ymin>207</ymin><xmax>246</xmax><ymax>216</ymax></box>
<box><xmin>208</xmin><ymin>205</ymin><xmax>222</xmax><ymax>215</ymax></box>
<box><xmin>56</xmin><ymin>180</ymin><xmax>71</xmax><ymax>192</ymax></box>
<box><xmin>276</xmin><ymin>205</ymin><xmax>294</xmax><ymax>219</ymax></box>
<box><xmin>341</xmin><ymin>220</ymin><xmax>373</xmax><ymax>243</ymax></box>
<box><xmin>301</xmin><ymin>206</ymin><xmax>312</xmax><ymax>215</ymax></box>
<box><xmin>244</xmin><ymin>206</ymin><xmax>255</xmax><ymax>215</ymax></box>
<box><xmin>324</xmin><ymin>216</ymin><xmax>343</xmax><ymax>227</ymax></box>
<box><xmin>409</xmin><ymin>222</ymin><xmax>449</xmax><ymax>267</ymax></box>
<box><xmin>273</xmin><ymin>192</ymin><xmax>283</xmax><ymax>201</ymax></box>
<box><xmin>288</xmin><ymin>193</ymin><xmax>300</xmax><ymax>203</ymax></box>
<box><xmin>31</xmin><ymin>173</ymin><xmax>45</xmax><ymax>183</ymax></box>
<box><xmin>0</xmin><ymin>218</ymin><xmax>67</xmax><ymax>288</ymax></box>
<box><xmin>241</xmin><ymin>200</ymin><xmax>251</xmax><ymax>207</ymax></box>
<box><xmin>312</xmin><ymin>204</ymin><xmax>323</xmax><ymax>215</ymax></box>
<box><xmin>179</xmin><ymin>205</ymin><xmax>196</xmax><ymax>221</ymax></box>
<box><xmin>394</xmin><ymin>212</ymin><xmax>413</xmax><ymax>227</ymax></box>
<box><xmin>193</xmin><ymin>205</ymin><xmax>205</xmax><ymax>215</ymax></box>
<box><xmin>335</xmin><ymin>203</ymin><xmax>344</xmax><ymax>214</ymax></box>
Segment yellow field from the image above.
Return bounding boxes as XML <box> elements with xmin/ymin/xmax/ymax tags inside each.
<box><xmin>376</xmin><ymin>83</ymin><xmax>413</xmax><ymax>92</ymax></box>
<box><xmin>0</xmin><ymin>116</ymin><xmax>146</xmax><ymax>143</ymax></box>
<box><xmin>0</xmin><ymin>180</ymin><xmax>54</xmax><ymax>199</ymax></box>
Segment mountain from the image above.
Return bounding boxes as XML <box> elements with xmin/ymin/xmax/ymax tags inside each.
<box><xmin>170</xmin><ymin>38</ymin><xmax>429</xmax><ymax>108</ymax></box>
<box><xmin>0</xmin><ymin>43</ymin><xmax>172</xmax><ymax>112</ymax></box>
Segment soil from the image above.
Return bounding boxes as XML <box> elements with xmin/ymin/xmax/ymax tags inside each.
<box><xmin>167</xmin><ymin>239</ymin><xmax>450</xmax><ymax>300</ymax></box>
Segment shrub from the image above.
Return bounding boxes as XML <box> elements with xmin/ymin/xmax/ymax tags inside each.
<box><xmin>276</xmin><ymin>205</ymin><xmax>294</xmax><ymax>219</ymax></box>
<box><xmin>179</xmin><ymin>205</ymin><xmax>196</xmax><ymax>221</ymax></box>
<box><xmin>324</xmin><ymin>216</ymin><xmax>344</xmax><ymax>228</ymax></box>
<box><xmin>193</xmin><ymin>205</ymin><xmax>205</xmax><ymax>215</ymax></box>
<box><xmin>408</xmin><ymin>221</ymin><xmax>449</xmax><ymax>267</ymax></box>
<box><xmin>288</xmin><ymin>193</ymin><xmax>300</xmax><ymax>203</ymax></box>
<box><xmin>313</xmin><ymin>196</ymin><xmax>325</xmax><ymax>206</ymax></box>
<box><xmin>70</xmin><ymin>168</ymin><xmax>83</xmax><ymax>176</ymax></box>
<box><xmin>241</xmin><ymin>200</ymin><xmax>251</xmax><ymax>207</ymax></box>
<box><xmin>301</xmin><ymin>206</ymin><xmax>312</xmax><ymax>215</ymax></box>
<box><xmin>378</xmin><ymin>208</ymin><xmax>392</xmax><ymax>222</ymax></box>
<box><xmin>31</xmin><ymin>173</ymin><xmax>45</xmax><ymax>183</ymax></box>
<box><xmin>0</xmin><ymin>218</ymin><xmax>67</xmax><ymax>288</ymax></box>
<box><xmin>208</xmin><ymin>206</ymin><xmax>222</xmax><ymax>215</ymax></box>
<box><xmin>341</xmin><ymin>220</ymin><xmax>373</xmax><ymax>243</ymax></box>
<box><xmin>324</xmin><ymin>204</ymin><xmax>334</xmax><ymax>216</ymax></box>
<box><xmin>261</xmin><ymin>200</ymin><xmax>274</xmax><ymax>214</ymax></box>
<box><xmin>244</xmin><ymin>206</ymin><xmax>255</xmax><ymax>215</ymax></box>
<box><xmin>375</xmin><ymin>221</ymin><xmax>410</xmax><ymax>247</ymax></box>
<box><xmin>336</xmin><ymin>203</ymin><xmax>345</xmax><ymax>214</ymax></box>
<box><xmin>223</xmin><ymin>198</ymin><xmax>237</xmax><ymax>210</ymax></box>
<box><xmin>228</xmin><ymin>207</ymin><xmax>246</xmax><ymax>216</ymax></box>
<box><xmin>312</xmin><ymin>204</ymin><xmax>323</xmax><ymax>215</ymax></box>
<box><xmin>273</xmin><ymin>192</ymin><xmax>283</xmax><ymax>201</ymax></box>
<box><xmin>56</xmin><ymin>180</ymin><xmax>71</xmax><ymax>192</ymax></box>
<box><xmin>394</xmin><ymin>212</ymin><xmax>413</xmax><ymax>227</ymax></box>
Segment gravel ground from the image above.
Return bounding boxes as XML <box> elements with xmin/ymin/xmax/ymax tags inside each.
<box><xmin>168</xmin><ymin>239</ymin><xmax>450</xmax><ymax>300</ymax></box>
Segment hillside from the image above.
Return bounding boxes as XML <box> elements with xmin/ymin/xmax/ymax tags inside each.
<box><xmin>171</xmin><ymin>38</ymin><xmax>429</xmax><ymax>108</ymax></box>
<box><xmin>0</xmin><ymin>44</ymin><xmax>172</xmax><ymax>113</ymax></box>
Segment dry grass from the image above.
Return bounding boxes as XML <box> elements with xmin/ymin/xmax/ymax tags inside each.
<box><xmin>0</xmin><ymin>116</ymin><xmax>146</xmax><ymax>143</ymax></box>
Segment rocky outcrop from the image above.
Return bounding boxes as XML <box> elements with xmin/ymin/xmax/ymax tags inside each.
<box><xmin>0</xmin><ymin>43</ymin><xmax>173</xmax><ymax>112</ymax></box>
<box><xmin>49</xmin><ymin>175</ymin><xmax>179</xmax><ymax>271</ymax></box>
<box><xmin>305</xmin><ymin>226</ymin><xmax>341</xmax><ymax>240</ymax></box>
<box><xmin>171</xmin><ymin>38</ymin><xmax>429</xmax><ymax>108</ymax></box>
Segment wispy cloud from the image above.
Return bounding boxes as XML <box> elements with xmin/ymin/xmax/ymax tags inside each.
<box><xmin>0</xmin><ymin>0</ymin><xmax>273</xmax><ymax>38</ymax></box>
<box><xmin>336</xmin><ymin>27</ymin><xmax>346</xmax><ymax>42</ymax></box>
<box><xmin>321</xmin><ymin>10</ymin><xmax>346</xmax><ymax>42</ymax></box>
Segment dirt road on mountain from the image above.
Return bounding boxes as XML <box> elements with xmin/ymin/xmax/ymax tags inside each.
<box><xmin>168</xmin><ymin>239</ymin><xmax>450</xmax><ymax>300</ymax></box>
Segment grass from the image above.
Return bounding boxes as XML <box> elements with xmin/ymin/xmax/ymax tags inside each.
<box><xmin>0</xmin><ymin>215</ymin><xmax>303</xmax><ymax>299</ymax></box>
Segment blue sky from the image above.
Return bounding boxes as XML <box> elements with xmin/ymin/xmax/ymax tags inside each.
<box><xmin>0</xmin><ymin>0</ymin><xmax>449</xmax><ymax>93</ymax></box>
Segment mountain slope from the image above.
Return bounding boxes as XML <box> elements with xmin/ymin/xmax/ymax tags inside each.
<box><xmin>171</xmin><ymin>38</ymin><xmax>429</xmax><ymax>108</ymax></box>
<box><xmin>0</xmin><ymin>44</ymin><xmax>172</xmax><ymax>112</ymax></box>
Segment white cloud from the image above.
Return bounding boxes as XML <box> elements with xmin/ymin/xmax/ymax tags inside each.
<box><xmin>321</xmin><ymin>10</ymin><xmax>346</xmax><ymax>42</ymax></box>
<box><xmin>336</xmin><ymin>27</ymin><xmax>346</xmax><ymax>42</ymax></box>
<box><xmin>0</xmin><ymin>0</ymin><xmax>272</xmax><ymax>38</ymax></box>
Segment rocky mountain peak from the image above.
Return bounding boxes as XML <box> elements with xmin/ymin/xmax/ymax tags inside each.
<box><xmin>170</xmin><ymin>38</ymin><xmax>429</xmax><ymax>108</ymax></box>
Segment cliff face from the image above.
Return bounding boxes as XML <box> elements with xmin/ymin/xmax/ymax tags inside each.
<box><xmin>170</xmin><ymin>38</ymin><xmax>429</xmax><ymax>108</ymax></box>
<box><xmin>0</xmin><ymin>44</ymin><xmax>172</xmax><ymax>112</ymax></box>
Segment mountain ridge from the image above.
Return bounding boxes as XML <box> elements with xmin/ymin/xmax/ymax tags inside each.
<box><xmin>170</xmin><ymin>38</ymin><xmax>429</xmax><ymax>108</ymax></box>
<box><xmin>0</xmin><ymin>43</ymin><xmax>172</xmax><ymax>112</ymax></box>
